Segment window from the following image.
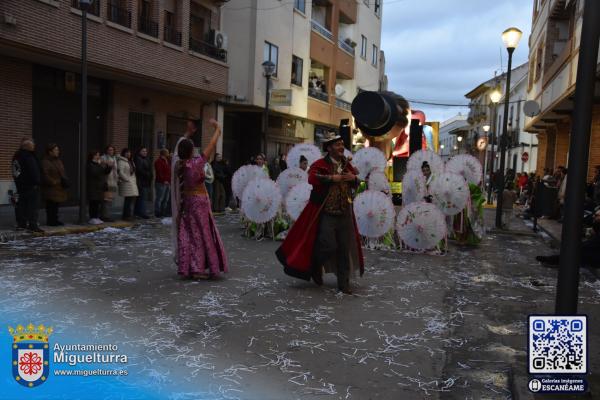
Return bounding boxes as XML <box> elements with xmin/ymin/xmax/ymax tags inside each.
<box><xmin>363</xmin><ymin>0</ymin><xmax>369</xmax><ymax>7</ymax></box>
<box><xmin>294</xmin><ymin>0</ymin><xmax>305</xmax><ymax>14</ymax></box>
<box><xmin>374</xmin><ymin>0</ymin><xmax>381</xmax><ymax>16</ymax></box>
<box><xmin>360</xmin><ymin>35</ymin><xmax>367</xmax><ymax>59</ymax></box>
<box><xmin>264</xmin><ymin>42</ymin><xmax>279</xmax><ymax>77</ymax></box>
<box><xmin>372</xmin><ymin>44</ymin><xmax>378</xmax><ymax>66</ymax></box>
<box><xmin>534</xmin><ymin>46</ymin><xmax>543</xmax><ymax>82</ymax></box>
<box><xmin>291</xmin><ymin>55</ymin><xmax>303</xmax><ymax>86</ymax></box>
<box><xmin>509</xmin><ymin>105</ymin><xmax>514</xmax><ymax>126</ymax></box>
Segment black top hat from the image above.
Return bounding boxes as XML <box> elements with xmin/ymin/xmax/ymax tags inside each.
<box><xmin>351</xmin><ymin>91</ymin><xmax>401</xmax><ymax>136</ymax></box>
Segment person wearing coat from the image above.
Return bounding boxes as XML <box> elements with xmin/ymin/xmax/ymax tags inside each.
<box><xmin>86</xmin><ymin>150</ymin><xmax>112</xmax><ymax>225</ymax></box>
<box><xmin>41</xmin><ymin>143</ymin><xmax>68</xmax><ymax>226</ymax></box>
<box><xmin>100</xmin><ymin>145</ymin><xmax>118</xmax><ymax>222</ymax></box>
<box><xmin>134</xmin><ymin>147</ymin><xmax>152</xmax><ymax>219</ymax></box>
<box><xmin>13</xmin><ymin>138</ymin><xmax>43</xmax><ymax>232</ymax></box>
<box><xmin>117</xmin><ymin>148</ymin><xmax>139</xmax><ymax>221</ymax></box>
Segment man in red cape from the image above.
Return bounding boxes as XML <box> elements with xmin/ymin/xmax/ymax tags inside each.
<box><xmin>276</xmin><ymin>133</ymin><xmax>364</xmax><ymax>294</ymax></box>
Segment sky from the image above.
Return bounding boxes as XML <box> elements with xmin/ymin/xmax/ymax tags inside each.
<box><xmin>381</xmin><ymin>0</ymin><xmax>533</xmax><ymax>124</ymax></box>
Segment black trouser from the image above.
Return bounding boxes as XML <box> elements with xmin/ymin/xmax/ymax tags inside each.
<box><xmin>122</xmin><ymin>197</ymin><xmax>134</xmax><ymax>219</ymax></box>
<box><xmin>89</xmin><ymin>200</ymin><xmax>102</xmax><ymax>219</ymax></box>
<box><xmin>16</xmin><ymin>187</ymin><xmax>40</xmax><ymax>229</ymax></box>
<box><xmin>312</xmin><ymin>212</ymin><xmax>353</xmax><ymax>291</ymax></box>
<box><xmin>45</xmin><ymin>200</ymin><xmax>60</xmax><ymax>225</ymax></box>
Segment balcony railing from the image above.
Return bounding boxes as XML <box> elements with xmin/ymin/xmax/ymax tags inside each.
<box><xmin>107</xmin><ymin>2</ymin><xmax>131</xmax><ymax>28</ymax></box>
<box><xmin>311</xmin><ymin>20</ymin><xmax>333</xmax><ymax>41</ymax></box>
<box><xmin>163</xmin><ymin>25</ymin><xmax>182</xmax><ymax>46</ymax></box>
<box><xmin>335</xmin><ymin>98</ymin><xmax>351</xmax><ymax>111</ymax></box>
<box><xmin>338</xmin><ymin>39</ymin><xmax>355</xmax><ymax>56</ymax></box>
<box><xmin>189</xmin><ymin>38</ymin><xmax>227</xmax><ymax>62</ymax></box>
<box><xmin>71</xmin><ymin>0</ymin><xmax>100</xmax><ymax>16</ymax></box>
<box><xmin>138</xmin><ymin>16</ymin><xmax>158</xmax><ymax>37</ymax></box>
<box><xmin>308</xmin><ymin>87</ymin><xmax>329</xmax><ymax>102</ymax></box>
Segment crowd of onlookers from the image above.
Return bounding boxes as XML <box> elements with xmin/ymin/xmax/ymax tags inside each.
<box><xmin>10</xmin><ymin>137</ymin><xmax>234</xmax><ymax>232</ymax></box>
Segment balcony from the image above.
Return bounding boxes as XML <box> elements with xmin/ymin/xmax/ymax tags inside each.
<box><xmin>138</xmin><ymin>16</ymin><xmax>159</xmax><ymax>37</ymax></box>
<box><xmin>164</xmin><ymin>25</ymin><xmax>182</xmax><ymax>46</ymax></box>
<box><xmin>71</xmin><ymin>0</ymin><xmax>100</xmax><ymax>15</ymax></box>
<box><xmin>311</xmin><ymin>20</ymin><xmax>333</xmax><ymax>41</ymax></box>
<box><xmin>338</xmin><ymin>39</ymin><xmax>355</xmax><ymax>56</ymax></box>
<box><xmin>335</xmin><ymin>98</ymin><xmax>351</xmax><ymax>111</ymax></box>
<box><xmin>338</xmin><ymin>0</ymin><xmax>357</xmax><ymax>23</ymax></box>
<box><xmin>189</xmin><ymin>38</ymin><xmax>227</xmax><ymax>62</ymax></box>
<box><xmin>107</xmin><ymin>2</ymin><xmax>131</xmax><ymax>28</ymax></box>
<box><xmin>308</xmin><ymin>87</ymin><xmax>329</xmax><ymax>103</ymax></box>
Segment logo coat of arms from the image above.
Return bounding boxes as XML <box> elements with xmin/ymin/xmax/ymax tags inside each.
<box><xmin>8</xmin><ymin>323</ymin><xmax>52</xmax><ymax>388</ymax></box>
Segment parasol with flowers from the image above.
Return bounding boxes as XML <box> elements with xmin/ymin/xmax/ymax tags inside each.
<box><xmin>445</xmin><ymin>154</ymin><xmax>483</xmax><ymax>185</ymax></box>
<box><xmin>429</xmin><ymin>172</ymin><xmax>469</xmax><ymax>216</ymax></box>
<box><xmin>396</xmin><ymin>202</ymin><xmax>447</xmax><ymax>250</ymax></box>
<box><xmin>401</xmin><ymin>170</ymin><xmax>427</xmax><ymax>206</ymax></box>
<box><xmin>406</xmin><ymin>149</ymin><xmax>444</xmax><ymax>175</ymax></box>
<box><xmin>285</xmin><ymin>182</ymin><xmax>312</xmax><ymax>221</ymax></box>
<box><xmin>232</xmin><ymin>165</ymin><xmax>268</xmax><ymax>199</ymax></box>
<box><xmin>287</xmin><ymin>143</ymin><xmax>322</xmax><ymax>169</ymax></box>
<box><xmin>353</xmin><ymin>190</ymin><xmax>395</xmax><ymax>238</ymax></box>
<box><xmin>353</xmin><ymin>147</ymin><xmax>387</xmax><ymax>180</ymax></box>
<box><xmin>276</xmin><ymin>167</ymin><xmax>308</xmax><ymax>198</ymax></box>
<box><xmin>241</xmin><ymin>178</ymin><xmax>282</xmax><ymax>223</ymax></box>
<box><xmin>367</xmin><ymin>171</ymin><xmax>391</xmax><ymax>195</ymax></box>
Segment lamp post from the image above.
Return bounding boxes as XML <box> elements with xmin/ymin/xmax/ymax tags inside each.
<box><xmin>457</xmin><ymin>135</ymin><xmax>463</xmax><ymax>154</ymax></box>
<box><xmin>555</xmin><ymin>0</ymin><xmax>600</xmax><ymax>314</ymax></box>
<box><xmin>78</xmin><ymin>0</ymin><xmax>91</xmax><ymax>224</ymax></box>
<box><xmin>487</xmin><ymin>87</ymin><xmax>502</xmax><ymax>204</ymax></box>
<box><xmin>482</xmin><ymin>124</ymin><xmax>490</xmax><ymax>188</ymax></box>
<box><xmin>495</xmin><ymin>27</ymin><xmax>522</xmax><ymax>229</ymax></box>
<box><xmin>261</xmin><ymin>60</ymin><xmax>276</xmax><ymax>157</ymax></box>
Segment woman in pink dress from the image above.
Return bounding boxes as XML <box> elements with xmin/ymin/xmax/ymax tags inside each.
<box><xmin>175</xmin><ymin>119</ymin><xmax>228</xmax><ymax>279</ymax></box>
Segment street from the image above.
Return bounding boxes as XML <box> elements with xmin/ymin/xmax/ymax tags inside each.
<box><xmin>1</xmin><ymin>211</ymin><xmax>599</xmax><ymax>399</ymax></box>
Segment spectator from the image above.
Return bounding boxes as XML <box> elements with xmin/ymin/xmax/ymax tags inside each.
<box><xmin>518</xmin><ymin>173</ymin><xmax>528</xmax><ymax>196</ymax></box>
<box><xmin>41</xmin><ymin>143</ymin><xmax>68</xmax><ymax>226</ymax></box>
<box><xmin>299</xmin><ymin>155</ymin><xmax>308</xmax><ymax>171</ymax></box>
<box><xmin>100</xmin><ymin>145</ymin><xmax>118</xmax><ymax>222</ymax></box>
<box><xmin>204</xmin><ymin>156</ymin><xmax>215</xmax><ymax>203</ymax></box>
<box><xmin>593</xmin><ymin>166</ymin><xmax>600</xmax><ymax>205</ymax></box>
<box><xmin>134</xmin><ymin>147</ymin><xmax>152</xmax><ymax>219</ymax></box>
<box><xmin>212</xmin><ymin>153</ymin><xmax>227</xmax><ymax>213</ymax></box>
<box><xmin>154</xmin><ymin>148</ymin><xmax>171</xmax><ymax>218</ymax></box>
<box><xmin>557</xmin><ymin>166</ymin><xmax>568</xmax><ymax>220</ymax></box>
<box><xmin>270</xmin><ymin>155</ymin><xmax>282</xmax><ymax>180</ymax></box>
<box><xmin>502</xmin><ymin>182</ymin><xmax>518</xmax><ymax>229</ymax></box>
<box><xmin>117</xmin><ymin>148</ymin><xmax>138</xmax><ymax>221</ymax></box>
<box><xmin>86</xmin><ymin>150</ymin><xmax>111</xmax><ymax>225</ymax></box>
<box><xmin>279</xmin><ymin>154</ymin><xmax>288</xmax><ymax>172</ymax></box>
<box><xmin>12</xmin><ymin>138</ymin><xmax>43</xmax><ymax>232</ymax></box>
<box><xmin>222</xmin><ymin>158</ymin><xmax>233</xmax><ymax>210</ymax></box>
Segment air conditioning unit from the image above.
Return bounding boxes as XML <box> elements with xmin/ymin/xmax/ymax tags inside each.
<box><xmin>210</xmin><ymin>29</ymin><xmax>228</xmax><ymax>50</ymax></box>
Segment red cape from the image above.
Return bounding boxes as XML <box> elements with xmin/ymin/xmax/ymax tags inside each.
<box><xmin>276</xmin><ymin>156</ymin><xmax>365</xmax><ymax>280</ymax></box>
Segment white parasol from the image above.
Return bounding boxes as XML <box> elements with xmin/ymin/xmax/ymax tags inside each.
<box><xmin>241</xmin><ymin>178</ymin><xmax>282</xmax><ymax>223</ymax></box>
<box><xmin>285</xmin><ymin>182</ymin><xmax>312</xmax><ymax>221</ymax></box>
<box><xmin>276</xmin><ymin>167</ymin><xmax>308</xmax><ymax>198</ymax></box>
<box><xmin>406</xmin><ymin>149</ymin><xmax>444</xmax><ymax>175</ymax></box>
<box><xmin>353</xmin><ymin>147</ymin><xmax>387</xmax><ymax>180</ymax></box>
<box><xmin>367</xmin><ymin>171</ymin><xmax>391</xmax><ymax>195</ymax></box>
<box><xmin>396</xmin><ymin>202</ymin><xmax>447</xmax><ymax>250</ymax></box>
<box><xmin>232</xmin><ymin>165</ymin><xmax>267</xmax><ymax>199</ymax></box>
<box><xmin>445</xmin><ymin>154</ymin><xmax>483</xmax><ymax>185</ymax></box>
<box><xmin>344</xmin><ymin>148</ymin><xmax>353</xmax><ymax>160</ymax></box>
<box><xmin>429</xmin><ymin>172</ymin><xmax>469</xmax><ymax>216</ymax></box>
<box><xmin>353</xmin><ymin>190</ymin><xmax>395</xmax><ymax>238</ymax></box>
<box><xmin>401</xmin><ymin>170</ymin><xmax>427</xmax><ymax>206</ymax></box>
<box><xmin>287</xmin><ymin>143</ymin><xmax>322</xmax><ymax>169</ymax></box>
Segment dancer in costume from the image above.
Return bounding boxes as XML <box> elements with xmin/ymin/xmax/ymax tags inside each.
<box><xmin>174</xmin><ymin>120</ymin><xmax>228</xmax><ymax>279</ymax></box>
<box><xmin>276</xmin><ymin>133</ymin><xmax>364</xmax><ymax>294</ymax></box>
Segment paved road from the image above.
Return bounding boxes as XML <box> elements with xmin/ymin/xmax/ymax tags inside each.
<box><xmin>0</xmin><ymin>212</ymin><xmax>598</xmax><ymax>399</ymax></box>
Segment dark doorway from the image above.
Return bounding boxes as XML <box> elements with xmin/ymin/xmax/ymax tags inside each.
<box><xmin>128</xmin><ymin>112</ymin><xmax>154</xmax><ymax>155</ymax></box>
<box><xmin>32</xmin><ymin>65</ymin><xmax>107</xmax><ymax>204</ymax></box>
<box><xmin>223</xmin><ymin>112</ymin><xmax>261</xmax><ymax>170</ymax></box>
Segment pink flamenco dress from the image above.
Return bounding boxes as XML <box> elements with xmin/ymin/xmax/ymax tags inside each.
<box><xmin>177</xmin><ymin>156</ymin><xmax>228</xmax><ymax>278</ymax></box>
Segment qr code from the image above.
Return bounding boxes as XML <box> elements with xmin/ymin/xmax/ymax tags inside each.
<box><xmin>529</xmin><ymin>316</ymin><xmax>587</xmax><ymax>374</ymax></box>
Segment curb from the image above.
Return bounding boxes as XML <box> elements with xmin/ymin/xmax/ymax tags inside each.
<box><xmin>0</xmin><ymin>221</ymin><xmax>137</xmax><ymax>243</ymax></box>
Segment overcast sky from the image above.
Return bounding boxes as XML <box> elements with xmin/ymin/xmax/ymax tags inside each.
<box><xmin>381</xmin><ymin>0</ymin><xmax>533</xmax><ymax>123</ymax></box>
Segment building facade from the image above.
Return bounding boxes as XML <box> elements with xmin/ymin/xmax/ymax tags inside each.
<box><xmin>438</xmin><ymin>114</ymin><xmax>469</xmax><ymax>161</ymax></box>
<box><xmin>0</xmin><ymin>0</ymin><xmax>228</xmax><ymax>205</ymax></box>
<box><xmin>221</xmin><ymin>0</ymin><xmax>383</xmax><ymax>169</ymax></box>
<box><xmin>525</xmin><ymin>0</ymin><xmax>600</xmax><ymax>178</ymax></box>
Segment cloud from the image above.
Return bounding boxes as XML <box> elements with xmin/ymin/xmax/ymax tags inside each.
<box><xmin>381</xmin><ymin>0</ymin><xmax>532</xmax><ymax>122</ymax></box>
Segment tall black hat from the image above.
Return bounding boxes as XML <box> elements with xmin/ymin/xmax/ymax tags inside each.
<box><xmin>351</xmin><ymin>91</ymin><xmax>402</xmax><ymax>136</ymax></box>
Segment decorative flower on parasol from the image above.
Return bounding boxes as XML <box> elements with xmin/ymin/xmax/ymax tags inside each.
<box><xmin>276</xmin><ymin>167</ymin><xmax>308</xmax><ymax>198</ymax></box>
<box><xmin>396</xmin><ymin>202</ymin><xmax>447</xmax><ymax>250</ymax></box>
<box><xmin>287</xmin><ymin>143</ymin><xmax>322</xmax><ymax>169</ymax></box>
<box><xmin>429</xmin><ymin>172</ymin><xmax>469</xmax><ymax>216</ymax></box>
<box><xmin>367</xmin><ymin>171</ymin><xmax>391</xmax><ymax>195</ymax></box>
<box><xmin>285</xmin><ymin>182</ymin><xmax>312</xmax><ymax>221</ymax></box>
<box><xmin>401</xmin><ymin>170</ymin><xmax>427</xmax><ymax>206</ymax></box>
<box><xmin>445</xmin><ymin>154</ymin><xmax>483</xmax><ymax>185</ymax></box>
<box><xmin>353</xmin><ymin>190</ymin><xmax>395</xmax><ymax>238</ymax></box>
<box><xmin>353</xmin><ymin>147</ymin><xmax>387</xmax><ymax>180</ymax></box>
<box><xmin>406</xmin><ymin>149</ymin><xmax>444</xmax><ymax>175</ymax></box>
<box><xmin>241</xmin><ymin>178</ymin><xmax>282</xmax><ymax>223</ymax></box>
<box><xmin>232</xmin><ymin>165</ymin><xmax>267</xmax><ymax>199</ymax></box>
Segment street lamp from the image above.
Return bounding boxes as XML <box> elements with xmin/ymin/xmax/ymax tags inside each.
<box><xmin>457</xmin><ymin>135</ymin><xmax>463</xmax><ymax>142</ymax></box>
<box><xmin>78</xmin><ymin>0</ymin><xmax>92</xmax><ymax>224</ymax></box>
<box><xmin>487</xmin><ymin>87</ymin><xmax>502</xmax><ymax>204</ymax></box>
<box><xmin>495</xmin><ymin>27</ymin><xmax>522</xmax><ymax>229</ymax></box>
<box><xmin>482</xmin><ymin>124</ymin><xmax>490</xmax><ymax>133</ymax></box>
<box><xmin>261</xmin><ymin>60</ymin><xmax>276</xmax><ymax>156</ymax></box>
